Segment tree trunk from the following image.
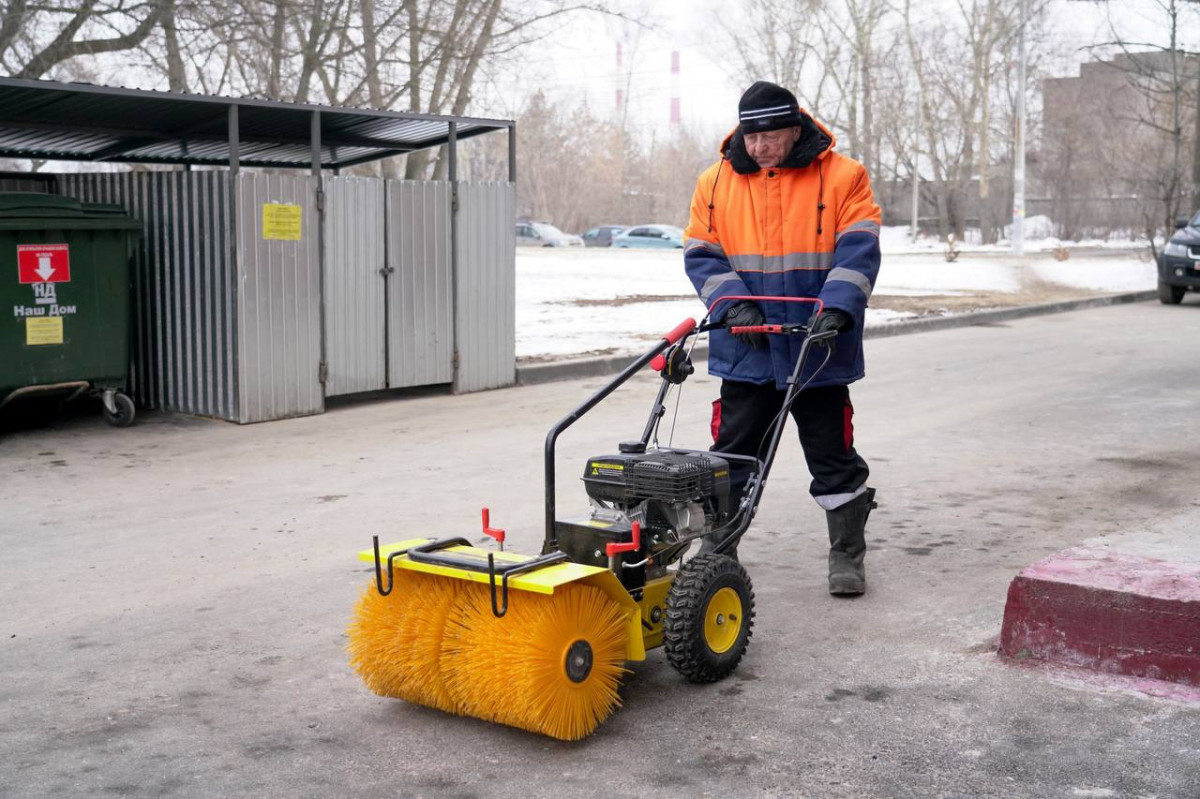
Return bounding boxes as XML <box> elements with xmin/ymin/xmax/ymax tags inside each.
<box><xmin>268</xmin><ymin>0</ymin><xmax>288</xmax><ymax>100</ymax></box>
<box><xmin>163</xmin><ymin>5</ymin><xmax>188</xmax><ymax>92</ymax></box>
<box><xmin>403</xmin><ymin>0</ymin><xmax>427</xmax><ymax>179</ymax></box>
<box><xmin>359</xmin><ymin>0</ymin><xmax>399</xmax><ymax>178</ymax></box>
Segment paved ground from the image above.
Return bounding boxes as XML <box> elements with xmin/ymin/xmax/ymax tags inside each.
<box><xmin>2</xmin><ymin>299</ymin><xmax>1199</xmax><ymax>798</ymax></box>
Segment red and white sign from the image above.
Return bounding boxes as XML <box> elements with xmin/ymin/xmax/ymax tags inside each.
<box><xmin>17</xmin><ymin>244</ymin><xmax>71</xmax><ymax>284</ymax></box>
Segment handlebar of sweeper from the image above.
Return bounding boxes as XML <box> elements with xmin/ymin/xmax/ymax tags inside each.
<box><xmin>708</xmin><ymin>294</ymin><xmax>825</xmax><ymax>319</ymax></box>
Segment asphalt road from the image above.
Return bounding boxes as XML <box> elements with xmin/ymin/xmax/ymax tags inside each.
<box><xmin>2</xmin><ymin>299</ymin><xmax>1199</xmax><ymax>799</ymax></box>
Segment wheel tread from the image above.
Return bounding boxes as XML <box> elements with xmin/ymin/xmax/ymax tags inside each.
<box><xmin>663</xmin><ymin>554</ymin><xmax>755</xmax><ymax>683</ymax></box>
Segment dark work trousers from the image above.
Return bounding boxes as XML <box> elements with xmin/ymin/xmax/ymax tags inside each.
<box><xmin>711</xmin><ymin>380</ymin><xmax>869</xmax><ymax>508</ymax></box>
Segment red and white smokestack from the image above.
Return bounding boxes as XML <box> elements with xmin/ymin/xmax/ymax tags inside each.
<box><xmin>616</xmin><ymin>43</ymin><xmax>624</xmax><ymax>115</ymax></box>
<box><xmin>670</xmin><ymin>50</ymin><xmax>681</xmax><ymax>125</ymax></box>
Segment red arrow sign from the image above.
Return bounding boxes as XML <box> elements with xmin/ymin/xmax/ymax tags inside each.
<box><xmin>17</xmin><ymin>244</ymin><xmax>71</xmax><ymax>284</ymax></box>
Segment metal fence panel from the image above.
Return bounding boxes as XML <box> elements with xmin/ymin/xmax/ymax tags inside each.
<box><xmin>58</xmin><ymin>171</ymin><xmax>238</xmax><ymax>421</ymax></box>
<box><xmin>235</xmin><ymin>172</ymin><xmax>322</xmax><ymax>423</ymax></box>
<box><xmin>454</xmin><ymin>181</ymin><xmax>515</xmax><ymax>393</ymax></box>
<box><xmin>386</xmin><ymin>180</ymin><xmax>453</xmax><ymax>388</ymax></box>
<box><xmin>324</xmin><ymin>177</ymin><xmax>386</xmax><ymax>396</ymax></box>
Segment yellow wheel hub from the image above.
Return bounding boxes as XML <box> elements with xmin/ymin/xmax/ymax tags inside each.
<box><xmin>703</xmin><ymin>587</ymin><xmax>743</xmax><ymax>654</ymax></box>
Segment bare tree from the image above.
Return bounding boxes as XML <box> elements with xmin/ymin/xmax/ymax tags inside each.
<box><xmin>0</xmin><ymin>0</ymin><xmax>176</xmax><ymax>80</ymax></box>
<box><xmin>715</xmin><ymin>0</ymin><xmax>824</xmax><ymax>99</ymax></box>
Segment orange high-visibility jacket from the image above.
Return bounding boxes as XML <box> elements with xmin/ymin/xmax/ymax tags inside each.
<box><xmin>684</xmin><ymin>112</ymin><xmax>881</xmax><ymax>388</ymax></box>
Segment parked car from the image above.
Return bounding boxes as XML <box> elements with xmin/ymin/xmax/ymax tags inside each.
<box><xmin>516</xmin><ymin>221</ymin><xmax>584</xmax><ymax>247</ymax></box>
<box><xmin>611</xmin><ymin>224</ymin><xmax>685</xmax><ymax>249</ymax></box>
<box><xmin>1158</xmin><ymin>210</ymin><xmax>1200</xmax><ymax>304</ymax></box>
<box><xmin>581</xmin><ymin>225</ymin><xmax>627</xmax><ymax>247</ymax></box>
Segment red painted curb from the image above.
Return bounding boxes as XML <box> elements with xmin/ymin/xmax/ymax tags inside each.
<box><xmin>999</xmin><ymin>547</ymin><xmax>1200</xmax><ymax>687</ymax></box>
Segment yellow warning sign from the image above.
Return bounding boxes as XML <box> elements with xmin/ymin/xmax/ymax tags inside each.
<box><xmin>26</xmin><ymin>316</ymin><xmax>63</xmax><ymax>346</ymax></box>
<box><xmin>261</xmin><ymin>203</ymin><xmax>303</xmax><ymax>241</ymax></box>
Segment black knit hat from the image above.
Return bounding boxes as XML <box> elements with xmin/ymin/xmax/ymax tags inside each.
<box><xmin>738</xmin><ymin>81</ymin><xmax>803</xmax><ymax>133</ymax></box>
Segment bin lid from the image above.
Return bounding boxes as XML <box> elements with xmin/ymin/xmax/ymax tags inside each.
<box><xmin>0</xmin><ymin>192</ymin><xmax>83</xmax><ymax>216</ymax></box>
<box><xmin>0</xmin><ymin>192</ymin><xmax>141</xmax><ymax>231</ymax></box>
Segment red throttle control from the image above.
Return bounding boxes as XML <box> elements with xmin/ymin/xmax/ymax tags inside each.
<box><xmin>482</xmin><ymin>507</ymin><xmax>506</xmax><ymax>551</ymax></box>
<box><xmin>730</xmin><ymin>324</ymin><xmax>784</xmax><ymax>335</ymax></box>
<box><xmin>605</xmin><ymin>521</ymin><xmax>641</xmax><ymax>558</ymax></box>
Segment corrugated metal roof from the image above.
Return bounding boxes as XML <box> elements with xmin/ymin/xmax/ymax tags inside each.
<box><xmin>0</xmin><ymin>78</ymin><xmax>511</xmax><ymax>170</ymax></box>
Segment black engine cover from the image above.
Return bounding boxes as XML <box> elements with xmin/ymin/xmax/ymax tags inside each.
<box><xmin>582</xmin><ymin>450</ymin><xmax>730</xmax><ymax>509</ymax></box>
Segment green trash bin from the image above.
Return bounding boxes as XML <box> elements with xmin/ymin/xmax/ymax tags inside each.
<box><xmin>0</xmin><ymin>192</ymin><xmax>142</xmax><ymax>427</ymax></box>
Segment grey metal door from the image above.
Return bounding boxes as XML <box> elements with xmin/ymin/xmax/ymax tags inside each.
<box><xmin>386</xmin><ymin>180</ymin><xmax>453</xmax><ymax>388</ymax></box>
<box><xmin>324</xmin><ymin>177</ymin><xmax>386</xmax><ymax>396</ymax></box>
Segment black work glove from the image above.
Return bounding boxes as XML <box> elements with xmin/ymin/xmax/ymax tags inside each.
<box><xmin>810</xmin><ymin>309</ymin><xmax>853</xmax><ymax>337</ymax></box>
<box><xmin>724</xmin><ymin>300</ymin><xmax>767</xmax><ymax>350</ymax></box>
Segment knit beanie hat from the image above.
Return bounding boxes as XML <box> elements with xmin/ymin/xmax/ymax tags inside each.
<box><xmin>738</xmin><ymin>81</ymin><xmax>804</xmax><ymax>133</ymax></box>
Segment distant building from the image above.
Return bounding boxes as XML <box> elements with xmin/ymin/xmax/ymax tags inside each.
<box><xmin>1040</xmin><ymin>51</ymin><xmax>1198</xmax><ymax>238</ymax></box>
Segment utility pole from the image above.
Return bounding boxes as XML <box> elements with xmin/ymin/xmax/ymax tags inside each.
<box><xmin>912</xmin><ymin>101</ymin><xmax>921</xmax><ymax>243</ymax></box>
<box><xmin>1012</xmin><ymin>0</ymin><xmax>1027</xmax><ymax>255</ymax></box>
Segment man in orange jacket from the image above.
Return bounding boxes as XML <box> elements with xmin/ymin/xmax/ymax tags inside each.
<box><xmin>684</xmin><ymin>81</ymin><xmax>880</xmax><ymax>596</ymax></box>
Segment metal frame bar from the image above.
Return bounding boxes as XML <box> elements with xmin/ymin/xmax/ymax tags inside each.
<box><xmin>508</xmin><ymin>124</ymin><xmax>517</xmax><ymax>183</ymax></box>
<box><xmin>313</xmin><ymin>109</ymin><xmax>329</xmax><ymax>397</ymax></box>
<box><xmin>448</xmin><ymin>121</ymin><xmax>460</xmax><ymax>389</ymax></box>
<box><xmin>0</xmin><ymin>76</ymin><xmax>514</xmax><ymax>132</ymax></box>
<box><xmin>227</xmin><ymin>104</ymin><xmax>239</xmax><ymax>175</ymax></box>
<box><xmin>0</xmin><ymin>127</ymin><xmax>503</xmax><ymax>171</ymax></box>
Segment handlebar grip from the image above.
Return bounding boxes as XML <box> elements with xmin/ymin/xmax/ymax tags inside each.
<box><xmin>662</xmin><ymin>318</ymin><xmax>696</xmax><ymax>345</ymax></box>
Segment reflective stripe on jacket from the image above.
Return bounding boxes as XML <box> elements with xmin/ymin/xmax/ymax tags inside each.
<box><xmin>683</xmin><ymin>113</ymin><xmax>882</xmax><ymax>389</ymax></box>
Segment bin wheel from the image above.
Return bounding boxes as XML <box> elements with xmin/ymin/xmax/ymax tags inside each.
<box><xmin>663</xmin><ymin>553</ymin><xmax>755</xmax><ymax>683</ymax></box>
<box><xmin>103</xmin><ymin>393</ymin><xmax>136</xmax><ymax>428</ymax></box>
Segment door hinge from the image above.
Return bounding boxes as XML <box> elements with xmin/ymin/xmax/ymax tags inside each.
<box><xmin>318</xmin><ymin>360</ymin><xmax>328</xmax><ymax>384</ymax></box>
<box><xmin>452</xmin><ymin>349</ymin><xmax>460</xmax><ymax>370</ymax></box>
<box><xmin>451</xmin><ymin>192</ymin><xmax>459</xmax><ymax>213</ymax></box>
<box><xmin>316</xmin><ymin>189</ymin><xmax>325</xmax><ymax>213</ymax></box>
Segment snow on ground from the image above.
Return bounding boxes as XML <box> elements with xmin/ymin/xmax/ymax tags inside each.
<box><xmin>880</xmin><ymin>216</ymin><xmax>1146</xmax><ymax>254</ymax></box>
<box><xmin>1029</xmin><ymin>258</ymin><xmax>1159</xmax><ymax>292</ymax></box>
<box><xmin>515</xmin><ymin>228</ymin><xmax>1157</xmax><ymax>361</ymax></box>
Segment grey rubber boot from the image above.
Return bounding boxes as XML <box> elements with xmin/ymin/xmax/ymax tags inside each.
<box><xmin>825</xmin><ymin>487</ymin><xmax>876</xmax><ymax>596</ymax></box>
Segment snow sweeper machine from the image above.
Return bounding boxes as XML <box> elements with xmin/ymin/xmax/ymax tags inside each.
<box><xmin>347</xmin><ymin>297</ymin><xmax>838</xmax><ymax>740</ymax></box>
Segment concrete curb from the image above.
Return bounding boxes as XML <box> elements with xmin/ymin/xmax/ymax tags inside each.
<box><xmin>999</xmin><ymin>546</ymin><xmax>1200</xmax><ymax>687</ymax></box>
<box><xmin>516</xmin><ymin>290</ymin><xmax>1157</xmax><ymax>386</ymax></box>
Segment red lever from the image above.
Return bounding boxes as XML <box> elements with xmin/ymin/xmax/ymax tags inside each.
<box><xmin>605</xmin><ymin>521</ymin><xmax>641</xmax><ymax>558</ymax></box>
<box><xmin>650</xmin><ymin>354</ymin><xmax>667</xmax><ymax>371</ymax></box>
<box><xmin>482</xmin><ymin>507</ymin><xmax>506</xmax><ymax>551</ymax></box>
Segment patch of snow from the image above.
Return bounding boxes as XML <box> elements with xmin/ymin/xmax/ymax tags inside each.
<box><xmin>1030</xmin><ymin>258</ymin><xmax>1157</xmax><ymax>292</ymax></box>
<box><xmin>515</xmin><ymin>245</ymin><xmax>1151</xmax><ymax>361</ymax></box>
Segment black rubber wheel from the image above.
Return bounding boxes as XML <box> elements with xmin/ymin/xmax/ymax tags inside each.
<box><xmin>664</xmin><ymin>553</ymin><xmax>755</xmax><ymax>683</ymax></box>
<box><xmin>103</xmin><ymin>393</ymin><xmax>136</xmax><ymax>428</ymax></box>
<box><xmin>1158</xmin><ymin>281</ymin><xmax>1185</xmax><ymax>305</ymax></box>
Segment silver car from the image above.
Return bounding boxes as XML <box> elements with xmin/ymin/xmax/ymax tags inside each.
<box><xmin>516</xmin><ymin>221</ymin><xmax>584</xmax><ymax>247</ymax></box>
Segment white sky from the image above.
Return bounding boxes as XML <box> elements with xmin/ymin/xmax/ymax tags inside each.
<box><xmin>480</xmin><ymin>0</ymin><xmax>1196</xmax><ymax>140</ymax></box>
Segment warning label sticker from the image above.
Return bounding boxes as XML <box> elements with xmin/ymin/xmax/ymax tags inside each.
<box><xmin>26</xmin><ymin>316</ymin><xmax>63</xmax><ymax>345</ymax></box>
<box><xmin>262</xmin><ymin>204</ymin><xmax>303</xmax><ymax>241</ymax></box>
<box><xmin>17</xmin><ymin>244</ymin><xmax>70</xmax><ymax>284</ymax></box>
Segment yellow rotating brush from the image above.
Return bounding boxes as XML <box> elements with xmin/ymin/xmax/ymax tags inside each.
<box><xmin>347</xmin><ymin>544</ymin><xmax>635</xmax><ymax>741</ymax></box>
<box><xmin>348</xmin><ymin>569</ymin><xmax>466</xmax><ymax>714</ymax></box>
<box><xmin>441</xmin><ymin>582</ymin><xmax>629</xmax><ymax>741</ymax></box>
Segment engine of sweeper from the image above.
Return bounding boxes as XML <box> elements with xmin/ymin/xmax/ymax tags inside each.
<box><xmin>553</xmin><ymin>447</ymin><xmax>732</xmax><ymax>591</ymax></box>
